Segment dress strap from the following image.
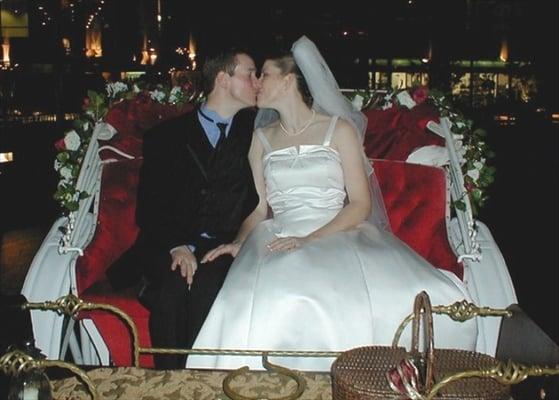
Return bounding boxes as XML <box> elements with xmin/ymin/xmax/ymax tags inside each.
<box><xmin>323</xmin><ymin>116</ymin><xmax>339</xmax><ymax>146</ymax></box>
<box><xmin>256</xmin><ymin>129</ymin><xmax>273</xmax><ymax>154</ymax></box>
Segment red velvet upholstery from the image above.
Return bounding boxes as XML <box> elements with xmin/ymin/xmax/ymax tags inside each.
<box><xmin>75</xmin><ymin>100</ymin><xmax>193</xmax><ymax>367</ymax></box>
<box><xmin>76</xmin><ymin>158</ymin><xmax>153</xmax><ymax>367</ymax></box>
<box><xmin>363</xmin><ymin>104</ymin><xmax>444</xmax><ymax>161</ymax></box>
<box><xmin>101</xmin><ymin>98</ymin><xmax>193</xmax><ymax>159</ymax></box>
<box><xmin>74</xmin><ymin>103</ymin><xmax>462</xmax><ymax>367</ymax></box>
<box><xmin>76</xmin><ymin>159</ymin><xmax>142</xmax><ymax>294</ymax></box>
<box><xmin>374</xmin><ymin>160</ymin><xmax>462</xmax><ymax>279</ymax></box>
<box><xmin>80</xmin><ymin>285</ymin><xmax>151</xmax><ymax>367</ymax></box>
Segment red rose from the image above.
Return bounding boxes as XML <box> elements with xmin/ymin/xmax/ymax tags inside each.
<box><xmin>82</xmin><ymin>96</ymin><xmax>90</xmax><ymax>111</ymax></box>
<box><xmin>54</xmin><ymin>137</ymin><xmax>66</xmax><ymax>151</ymax></box>
<box><xmin>412</xmin><ymin>86</ymin><xmax>429</xmax><ymax>105</ymax></box>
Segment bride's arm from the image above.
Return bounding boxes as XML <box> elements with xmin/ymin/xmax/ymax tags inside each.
<box><xmin>232</xmin><ymin>132</ymin><xmax>269</xmax><ymax>244</ymax></box>
<box><xmin>201</xmin><ymin>131</ymin><xmax>269</xmax><ymax>262</ymax></box>
<box><xmin>268</xmin><ymin>120</ymin><xmax>371</xmax><ymax>252</ymax></box>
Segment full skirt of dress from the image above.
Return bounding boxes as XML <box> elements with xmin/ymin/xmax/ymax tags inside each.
<box><xmin>186</xmin><ymin>219</ymin><xmax>477</xmax><ymax>371</ymax></box>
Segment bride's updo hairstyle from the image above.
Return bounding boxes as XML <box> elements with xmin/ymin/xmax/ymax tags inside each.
<box><xmin>269</xmin><ymin>53</ymin><xmax>313</xmax><ymax>107</ymax></box>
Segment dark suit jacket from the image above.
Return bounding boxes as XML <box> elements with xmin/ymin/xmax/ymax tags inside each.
<box><xmin>107</xmin><ymin>107</ymin><xmax>258</xmax><ymax>288</ymax></box>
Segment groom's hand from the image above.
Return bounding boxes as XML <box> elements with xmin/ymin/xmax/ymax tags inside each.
<box><xmin>170</xmin><ymin>247</ymin><xmax>197</xmax><ymax>285</ymax></box>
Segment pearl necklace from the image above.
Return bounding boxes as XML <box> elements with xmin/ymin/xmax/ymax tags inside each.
<box><xmin>279</xmin><ymin>109</ymin><xmax>316</xmax><ymax>136</ymax></box>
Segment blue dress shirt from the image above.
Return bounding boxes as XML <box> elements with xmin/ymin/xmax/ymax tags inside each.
<box><xmin>197</xmin><ymin>104</ymin><xmax>233</xmax><ymax>148</ymax></box>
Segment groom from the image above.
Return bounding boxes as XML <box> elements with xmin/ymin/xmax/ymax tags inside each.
<box><xmin>123</xmin><ymin>49</ymin><xmax>259</xmax><ymax>369</ymax></box>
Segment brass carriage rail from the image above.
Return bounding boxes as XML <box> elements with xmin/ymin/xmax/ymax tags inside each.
<box><xmin>392</xmin><ymin>299</ymin><xmax>513</xmax><ymax>347</ymax></box>
<box><xmin>141</xmin><ymin>347</ymin><xmax>340</xmax><ymax>358</ymax></box>
<box><xmin>22</xmin><ymin>294</ymin><xmax>339</xmax><ymax>400</ymax></box>
<box><xmin>425</xmin><ymin>360</ymin><xmax>559</xmax><ymax>400</ymax></box>
<box><xmin>24</xmin><ymin>294</ymin><xmax>342</xmax><ymax>367</ymax></box>
<box><xmin>24</xmin><ymin>294</ymin><xmax>142</xmax><ymax>367</ymax></box>
<box><xmin>0</xmin><ymin>349</ymin><xmax>99</xmax><ymax>400</ymax></box>
<box><xmin>22</xmin><ymin>294</ymin><xmax>559</xmax><ymax>400</ymax></box>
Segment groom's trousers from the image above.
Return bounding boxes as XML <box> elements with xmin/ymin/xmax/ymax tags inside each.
<box><xmin>142</xmin><ymin>236</ymin><xmax>234</xmax><ymax>369</ymax></box>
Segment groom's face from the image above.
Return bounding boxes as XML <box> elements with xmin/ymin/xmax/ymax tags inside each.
<box><xmin>228</xmin><ymin>53</ymin><xmax>259</xmax><ymax>108</ymax></box>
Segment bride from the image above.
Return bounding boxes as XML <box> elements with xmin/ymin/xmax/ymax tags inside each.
<box><xmin>186</xmin><ymin>36</ymin><xmax>477</xmax><ymax>371</ymax></box>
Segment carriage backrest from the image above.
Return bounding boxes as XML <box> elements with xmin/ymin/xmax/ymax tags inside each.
<box><xmin>75</xmin><ymin>101</ymin><xmax>462</xmax><ymax>293</ymax></box>
<box><xmin>75</xmin><ymin>100</ymin><xmax>193</xmax><ymax>293</ymax></box>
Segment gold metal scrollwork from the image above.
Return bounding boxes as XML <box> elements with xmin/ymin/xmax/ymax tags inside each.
<box><xmin>223</xmin><ymin>353</ymin><xmax>307</xmax><ymax>400</ymax></box>
<box><xmin>436</xmin><ymin>300</ymin><xmax>512</xmax><ymax>322</ymax></box>
<box><xmin>392</xmin><ymin>301</ymin><xmax>512</xmax><ymax>347</ymax></box>
<box><xmin>0</xmin><ymin>349</ymin><xmax>99</xmax><ymax>400</ymax></box>
<box><xmin>14</xmin><ymin>294</ymin><xmax>559</xmax><ymax>400</ymax></box>
<box><xmin>24</xmin><ymin>294</ymin><xmax>142</xmax><ymax>367</ymax></box>
<box><xmin>425</xmin><ymin>360</ymin><xmax>559</xmax><ymax>400</ymax></box>
<box><xmin>23</xmin><ymin>293</ymin><xmax>85</xmax><ymax>318</ymax></box>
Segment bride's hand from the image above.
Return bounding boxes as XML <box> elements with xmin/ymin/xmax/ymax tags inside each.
<box><xmin>201</xmin><ymin>241</ymin><xmax>242</xmax><ymax>263</ymax></box>
<box><xmin>267</xmin><ymin>236</ymin><xmax>308</xmax><ymax>252</ymax></box>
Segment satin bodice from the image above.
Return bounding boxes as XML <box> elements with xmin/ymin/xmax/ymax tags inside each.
<box><xmin>262</xmin><ymin>131</ymin><xmax>346</xmax><ymax>237</ymax></box>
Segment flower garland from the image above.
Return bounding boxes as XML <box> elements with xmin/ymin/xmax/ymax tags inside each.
<box><xmin>53</xmin><ymin>81</ymin><xmax>197</xmax><ymax>213</ymax></box>
<box><xmin>54</xmin><ymin>81</ymin><xmax>494</xmax><ymax>216</ymax></box>
<box><xmin>354</xmin><ymin>86</ymin><xmax>495</xmax><ymax>215</ymax></box>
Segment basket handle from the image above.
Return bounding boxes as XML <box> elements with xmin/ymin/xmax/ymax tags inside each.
<box><xmin>410</xmin><ymin>291</ymin><xmax>435</xmax><ymax>392</ymax></box>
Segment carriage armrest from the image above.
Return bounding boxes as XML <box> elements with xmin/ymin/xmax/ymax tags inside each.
<box><xmin>373</xmin><ymin>159</ymin><xmax>463</xmax><ymax>279</ymax></box>
<box><xmin>75</xmin><ymin>159</ymin><xmax>143</xmax><ymax>294</ymax></box>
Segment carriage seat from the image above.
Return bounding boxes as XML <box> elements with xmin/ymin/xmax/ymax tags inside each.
<box><xmin>75</xmin><ymin>101</ymin><xmax>461</xmax><ymax>367</ymax></box>
<box><xmin>75</xmin><ymin>99</ymin><xmax>192</xmax><ymax>367</ymax></box>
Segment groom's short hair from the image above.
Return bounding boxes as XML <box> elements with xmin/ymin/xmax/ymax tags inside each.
<box><xmin>202</xmin><ymin>49</ymin><xmax>249</xmax><ymax>94</ymax></box>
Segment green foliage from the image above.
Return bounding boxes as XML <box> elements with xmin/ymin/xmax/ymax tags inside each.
<box><xmin>53</xmin><ymin>81</ymin><xmax>197</xmax><ymax>214</ymax></box>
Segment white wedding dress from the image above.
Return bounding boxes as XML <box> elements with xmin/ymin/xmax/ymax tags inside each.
<box><xmin>187</xmin><ymin>117</ymin><xmax>477</xmax><ymax>371</ymax></box>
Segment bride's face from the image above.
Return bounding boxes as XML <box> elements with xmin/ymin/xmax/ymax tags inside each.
<box><xmin>256</xmin><ymin>60</ymin><xmax>288</xmax><ymax>108</ymax></box>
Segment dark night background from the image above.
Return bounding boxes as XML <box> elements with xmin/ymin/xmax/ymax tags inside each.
<box><xmin>0</xmin><ymin>0</ymin><xmax>558</xmax><ymax>371</ymax></box>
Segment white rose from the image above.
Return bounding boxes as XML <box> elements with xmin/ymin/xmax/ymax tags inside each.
<box><xmin>106</xmin><ymin>82</ymin><xmax>128</xmax><ymax>98</ymax></box>
<box><xmin>351</xmin><ymin>94</ymin><xmax>364</xmax><ymax>110</ymax></box>
<box><xmin>452</xmin><ymin>133</ymin><xmax>463</xmax><ymax>141</ymax></box>
<box><xmin>54</xmin><ymin>159</ymin><xmax>62</xmax><ymax>171</ymax></box>
<box><xmin>114</xmin><ymin>82</ymin><xmax>128</xmax><ymax>94</ymax></box>
<box><xmin>64</xmin><ymin>130</ymin><xmax>81</xmax><ymax>151</ymax></box>
<box><xmin>473</xmin><ymin>158</ymin><xmax>486</xmax><ymax>171</ymax></box>
<box><xmin>60</xmin><ymin>166</ymin><xmax>73</xmax><ymax>180</ymax></box>
<box><xmin>57</xmin><ymin>179</ymin><xmax>70</xmax><ymax>187</ymax></box>
<box><xmin>467</xmin><ymin>168</ymin><xmax>480</xmax><ymax>182</ymax></box>
<box><xmin>169</xmin><ymin>86</ymin><xmax>182</xmax><ymax>104</ymax></box>
<box><xmin>454</xmin><ymin>140</ymin><xmax>467</xmax><ymax>164</ymax></box>
<box><xmin>150</xmin><ymin>90</ymin><xmax>166</xmax><ymax>103</ymax></box>
<box><xmin>396</xmin><ymin>91</ymin><xmax>417</xmax><ymax>109</ymax></box>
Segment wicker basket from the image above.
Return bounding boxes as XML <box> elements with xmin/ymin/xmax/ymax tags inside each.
<box><xmin>331</xmin><ymin>292</ymin><xmax>510</xmax><ymax>400</ymax></box>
